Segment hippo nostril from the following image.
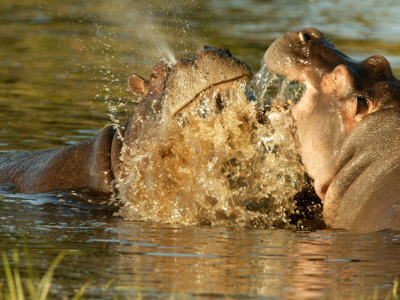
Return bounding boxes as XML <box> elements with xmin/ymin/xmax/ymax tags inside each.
<box><xmin>299</xmin><ymin>32</ymin><xmax>312</xmax><ymax>44</ymax></box>
<box><xmin>302</xmin><ymin>27</ymin><xmax>323</xmax><ymax>40</ymax></box>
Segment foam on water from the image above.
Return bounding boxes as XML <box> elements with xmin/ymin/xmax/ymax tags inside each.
<box><xmin>112</xmin><ymin>67</ymin><xmax>308</xmax><ymax>228</ymax></box>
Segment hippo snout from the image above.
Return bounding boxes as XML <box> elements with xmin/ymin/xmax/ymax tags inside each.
<box><xmin>361</xmin><ymin>55</ymin><xmax>396</xmax><ymax>81</ymax></box>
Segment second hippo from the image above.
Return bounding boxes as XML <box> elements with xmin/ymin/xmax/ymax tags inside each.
<box><xmin>264</xmin><ymin>27</ymin><xmax>400</xmax><ymax>232</ymax></box>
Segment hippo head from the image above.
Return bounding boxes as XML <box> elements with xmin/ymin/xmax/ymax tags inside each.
<box><xmin>264</xmin><ymin>28</ymin><xmax>400</xmax><ymax>230</ymax></box>
<box><xmin>126</xmin><ymin>46</ymin><xmax>252</xmax><ymax>143</ymax></box>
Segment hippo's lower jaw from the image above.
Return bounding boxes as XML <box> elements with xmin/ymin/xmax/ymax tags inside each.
<box><xmin>263</xmin><ymin>28</ymin><xmax>400</xmax><ymax>232</ymax></box>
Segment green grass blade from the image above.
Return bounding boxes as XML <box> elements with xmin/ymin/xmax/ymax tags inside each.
<box><xmin>37</xmin><ymin>252</ymin><xmax>66</xmax><ymax>300</ymax></box>
<box><xmin>12</xmin><ymin>269</ymin><xmax>24</xmax><ymax>300</ymax></box>
<box><xmin>71</xmin><ymin>279</ymin><xmax>93</xmax><ymax>300</ymax></box>
<box><xmin>11</xmin><ymin>250</ymin><xmax>24</xmax><ymax>300</ymax></box>
<box><xmin>22</xmin><ymin>247</ymin><xmax>38</xmax><ymax>299</ymax></box>
<box><xmin>393</xmin><ymin>278</ymin><xmax>399</xmax><ymax>300</ymax></box>
<box><xmin>24</xmin><ymin>279</ymin><xmax>37</xmax><ymax>300</ymax></box>
<box><xmin>1</xmin><ymin>252</ymin><xmax>16</xmax><ymax>300</ymax></box>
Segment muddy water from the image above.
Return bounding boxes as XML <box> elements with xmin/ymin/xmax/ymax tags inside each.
<box><xmin>1</xmin><ymin>0</ymin><xmax>400</xmax><ymax>298</ymax></box>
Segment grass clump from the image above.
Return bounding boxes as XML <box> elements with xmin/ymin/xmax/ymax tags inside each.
<box><xmin>0</xmin><ymin>249</ymin><xmax>90</xmax><ymax>300</ymax></box>
<box><xmin>359</xmin><ymin>278</ymin><xmax>399</xmax><ymax>300</ymax></box>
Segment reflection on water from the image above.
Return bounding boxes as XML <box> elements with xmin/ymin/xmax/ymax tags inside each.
<box><xmin>1</xmin><ymin>0</ymin><xmax>400</xmax><ymax>298</ymax></box>
<box><xmin>1</xmin><ymin>193</ymin><xmax>399</xmax><ymax>299</ymax></box>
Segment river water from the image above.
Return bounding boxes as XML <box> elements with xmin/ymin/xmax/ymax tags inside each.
<box><xmin>1</xmin><ymin>0</ymin><xmax>399</xmax><ymax>298</ymax></box>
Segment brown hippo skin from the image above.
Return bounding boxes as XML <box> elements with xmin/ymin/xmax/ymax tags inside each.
<box><xmin>0</xmin><ymin>46</ymin><xmax>251</xmax><ymax>194</ymax></box>
<box><xmin>264</xmin><ymin>27</ymin><xmax>400</xmax><ymax>232</ymax></box>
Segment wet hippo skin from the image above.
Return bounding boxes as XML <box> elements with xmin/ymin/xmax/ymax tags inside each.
<box><xmin>264</xmin><ymin>27</ymin><xmax>400</xmax><ymax>232</ymax></box>
<box><xmin>0</xmin><ymin>46</ymin><xmax>251</xmax><ymax>194</ymax></box>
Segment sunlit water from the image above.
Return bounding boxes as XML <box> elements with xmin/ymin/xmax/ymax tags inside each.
<box><xmin>1</xmin><ymin>0</ymin><xmax>400</xmax><ymax>298</ymax></box>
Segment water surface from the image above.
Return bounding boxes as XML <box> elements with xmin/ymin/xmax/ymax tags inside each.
<box><xmin>1</xmin><ymin>0</ymin><xmax>400</xmax><ymax>298</ymax></box>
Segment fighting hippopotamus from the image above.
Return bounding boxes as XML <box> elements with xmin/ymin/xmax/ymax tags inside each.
<box><xmin>0</xmin><ymin>46</ymin><xmax>251</xmax><ymax>194</ymax></box>
<box><xmin>264</xmin><ymin>27</ymin><xmax>400</xmax><ymax>232</ymax></box>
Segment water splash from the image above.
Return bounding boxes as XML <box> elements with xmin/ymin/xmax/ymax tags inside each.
<box><xmin>90</xmin><ymin>2</ymin><xmax>192</xmax><ymax>126</ymax></box>
<box><xmin>113</xmin><ymin>78</ymin><xmax>308</xmax><ymax>228</ymax></box>
<box><xmin>157</xmin><ymin>42</ymin><xmax>177</xmax><ymax>67</ymax></box>
<box><xmin>246</xmin><ymin>60</ymin><xmax>305</xmax><ymax>109</ymax></box>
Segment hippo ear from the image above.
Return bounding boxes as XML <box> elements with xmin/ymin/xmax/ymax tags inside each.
<box><xmin>128</xmin><ymin>75</ymin><xmax>149</xmax><ymax>97</ymax></box>
<box><xmin>355</xmin><ymin>96</ymin><xmax>370</xmax><ymax>117</ymax></box>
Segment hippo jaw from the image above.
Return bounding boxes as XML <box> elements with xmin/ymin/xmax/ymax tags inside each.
<box><xmin>263</xmin><ymin>28</ymin><xmax>355</xmax><ymax>197</ymax></box>
<box><xmin>263</xmin><ymin>28</ymin><xmax>400</xmax><ymax>191</ymax></box>
<box><xmin>264</xmin><ymin>28</ymin><xmax>400</xmax><ymax>230</ymax></box>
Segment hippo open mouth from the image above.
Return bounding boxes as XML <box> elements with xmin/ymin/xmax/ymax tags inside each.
<box><xmin>263</xmin><ymin>28</ymin><xmax>400</xmax><ymax>197</ymax></box>
<box><xmin>263</xmin><ymin>28</ymin><xmax>400</xmax><ymax>231</ymax></box>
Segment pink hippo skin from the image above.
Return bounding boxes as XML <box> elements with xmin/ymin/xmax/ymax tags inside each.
<box><xmin>264</xmin><ymin>27</ymin><xmax>400</xmax><ymax>232</ymax></box>
<box><xmin>0</xmin><ymin>46</ymin><xmax>251</xmax><ymax>194</ymax></box>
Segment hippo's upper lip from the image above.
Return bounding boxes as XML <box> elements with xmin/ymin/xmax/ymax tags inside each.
<box><xmin>263</xmin><ymin>28</ymin><xmax>352</xmax><ymax>86</ymax></box>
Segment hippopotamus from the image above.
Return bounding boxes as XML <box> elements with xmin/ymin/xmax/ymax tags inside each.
<box><xmin>0</xmin><ymin>46</ymin><xmax>251</xmax><ymax>194</ymax></box>
<box><xmin>264</xmin><ymin>27</ymin><xmax>400</xmax><ymax>232</ymax></box>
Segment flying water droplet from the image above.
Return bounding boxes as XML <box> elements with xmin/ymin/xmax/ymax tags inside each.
<box><xmin>246</xmin><ymin>60</ymin><xmax>305</xmax><ymax>110</ymax></box>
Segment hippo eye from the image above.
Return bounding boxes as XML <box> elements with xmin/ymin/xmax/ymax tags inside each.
<box><xmin>356</xmin><ymin>96</ymin><xmax>369</xmax><ymax>115</ymax></box>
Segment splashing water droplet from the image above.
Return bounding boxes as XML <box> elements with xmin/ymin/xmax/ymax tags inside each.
<box><xmin>246</xmin><ymin>61</ymin><xmax>305</xmax><ymax>110</ymax></box>
<box><xmin>113</xmin><ymin>78</ymin><xmax>307</xmax><ymax>229</ymax></box>
<box><xmin>158</xmin><ymin>45</ymin><xmax>177</xmax><ymax>66</ymax></box>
